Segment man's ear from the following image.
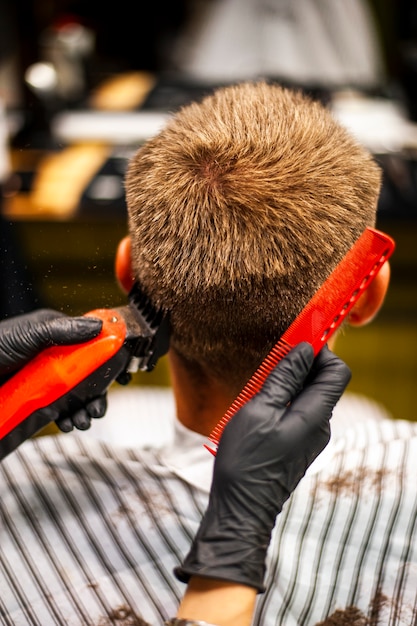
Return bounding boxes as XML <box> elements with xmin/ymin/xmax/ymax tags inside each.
<box><xmin>115</xmin><ymin>236</ymin><xmax>136</xmax><ymax>293</ymax></box>
<box><xmin>348</xmin><ymin>261</ymin><xmax>390</xmax><ymax>327</ymax></box>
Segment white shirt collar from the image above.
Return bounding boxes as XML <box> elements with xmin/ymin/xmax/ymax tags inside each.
<box><xmin>159</xmin><ymin>418</ymin><xmax>215</xmax><ymax>493</ymax></box>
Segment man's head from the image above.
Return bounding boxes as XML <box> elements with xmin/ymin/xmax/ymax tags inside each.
<box><xmin>122</xmin><ymin>81</ymin><xmax>383</xmax><ymax>391</ymax></box>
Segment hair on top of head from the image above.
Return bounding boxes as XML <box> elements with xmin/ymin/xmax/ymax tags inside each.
<box><xmin>125</xmin><ymin>80</ymin><xmax>381</xmax><ymax>389</ymax></box>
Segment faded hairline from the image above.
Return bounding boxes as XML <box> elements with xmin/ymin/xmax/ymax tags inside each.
<box><xmin>125</xmin><ymin>81</ymin><xmax>381</xmax><ymax>389</ymax></box>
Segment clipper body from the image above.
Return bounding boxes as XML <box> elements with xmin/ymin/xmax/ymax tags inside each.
<box><xmin>0</xmin><ymin>284</ymin><xmax>170</xmax><ymax>460</ymax></box>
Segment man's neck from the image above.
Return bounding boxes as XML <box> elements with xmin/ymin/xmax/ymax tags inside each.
<box><xmin>168</xmin><ymin>351</ymin><xmax>237</xmax><ymax>437</ymax></box>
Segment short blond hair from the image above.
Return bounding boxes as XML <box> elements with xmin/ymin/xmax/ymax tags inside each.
<box><xmin>125</xmin><ymin>81</ymin><xmax>381</xmax><ymax>387</ymax></box>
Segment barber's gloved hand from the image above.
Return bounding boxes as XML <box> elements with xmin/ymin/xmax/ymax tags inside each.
<box><xmin>174</xmin><ymin>342</ymin><xmax>351</xmax><ymax>592</ymax></box>
<box><xmin>0</xmin><ymin>309</ymin><xmax>106</xmax><ymax>431</ymax></box>
<box><xmin>54</xmin><ymin>394</ymin><xmax>108</xmax><ymax>433</ymax></box>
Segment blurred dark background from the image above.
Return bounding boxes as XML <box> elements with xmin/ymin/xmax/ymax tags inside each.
<box><xmin>0</xmin><ymin>1</ymin><xmax>416</xmax><ymax>112</ymax></box>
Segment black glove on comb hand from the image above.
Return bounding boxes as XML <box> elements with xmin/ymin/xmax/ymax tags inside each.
<box><xmin>175</xmin><ymin>342</ymin><xmax>351</xmax><ymax>592</ymax></box>
<box><xmin>0</xmin><ymin>309</ymin><xmax>106</xmax><ymax>431</ymax></box>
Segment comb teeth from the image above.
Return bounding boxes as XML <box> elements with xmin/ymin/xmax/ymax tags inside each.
<box><xmin>204</xmin><ymin>339</ymin><xmax>293</xmax><ymax>454</ymax></box>
<box><xmin>205</xmin><ymin>227</ymin><xmax>395</xmax><ymax>455</ymax></box>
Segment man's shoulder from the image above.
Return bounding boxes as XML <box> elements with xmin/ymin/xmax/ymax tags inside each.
<box><xmin>331</xmin><ymin>391</ymin><xmax>417</xmax><ymax>442</ymax></box>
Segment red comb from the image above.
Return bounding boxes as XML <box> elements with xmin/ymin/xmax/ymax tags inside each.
<box><xmin>205</xmin><ymin>227</ymin><xmax>395</xmax><ymax>455</ymax></box>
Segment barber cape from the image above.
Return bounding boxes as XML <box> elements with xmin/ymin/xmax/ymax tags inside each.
<box><xmin>0</xmin><ymin>388</ymin><xmax>416</xmax><ymax>625</ymax></box>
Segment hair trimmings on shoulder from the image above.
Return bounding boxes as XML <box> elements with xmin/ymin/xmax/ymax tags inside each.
<box><xmin>125</xmin><ymin>81</ymin><xmax>381</xmax><ymax>386</ymax></box>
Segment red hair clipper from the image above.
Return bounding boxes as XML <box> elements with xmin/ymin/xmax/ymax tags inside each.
<box><xmin>0</xmin><ymin>283</ymin><xmax>170</xmax><ymax>460</ymax></box>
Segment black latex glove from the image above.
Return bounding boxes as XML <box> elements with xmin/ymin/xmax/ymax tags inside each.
<box><xmin>54</xmin><ymin>395</ymin><xmax>108</xmax><ymax>433</ymax></box>
<box><xmin>174</xmin><ymin>342</ymin><xmax>351</xmax><ymax>592</ymax></box>
<box><xmin>0</xmin><ymin>309</ymin><xmax>107</xmax><ymax>431</ymax></box>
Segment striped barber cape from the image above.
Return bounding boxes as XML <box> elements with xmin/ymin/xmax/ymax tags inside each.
<box><xmin>0</xmin><ymin>389</ymin><xmax>416</xmax><ymax>626</ymax></box>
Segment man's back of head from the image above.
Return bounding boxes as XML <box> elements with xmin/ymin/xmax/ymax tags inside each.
<box><xmin>125</xmin><ymin>81</ymin><xmax>381</xmax><ymax>391</ymax></box>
